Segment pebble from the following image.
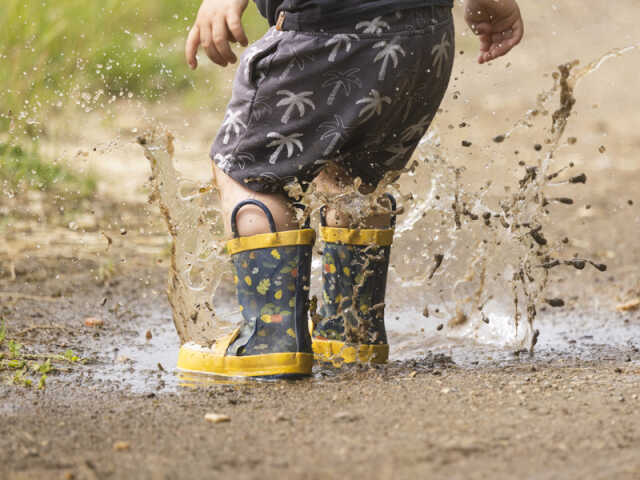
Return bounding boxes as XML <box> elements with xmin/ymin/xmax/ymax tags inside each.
<box><xmin>333</xmin><ymin>411</ymin><xmax>360</xmax><ymax>422</ymax></box>
<box><xmin>113</xmin><ymin>441</ymin><xmax>130</xmax><ymax>452</ymax></box>
<box><xmin>84</xmin><ymin>317</ymin><xmax>104</xmax><ymax>327</ymax></box>
<box><xmin>145</xmin><ymin>330</ymin><xmax>152</xmax><ymax>340</ymax></box>
<box><xmin>616</xmin><ymin>299</ymin><xmax>640</xmax><ymax>312</ymax></box>
<box><xmin>205</xmin><ymin>413</ymin><xmax>231</xmax><ymax>424</ymax></box>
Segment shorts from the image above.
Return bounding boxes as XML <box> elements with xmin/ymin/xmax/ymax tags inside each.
<box><xmin>210</xmin><ymin>6</ymin><xmax>455</xmax><ymax>194</ymax></box>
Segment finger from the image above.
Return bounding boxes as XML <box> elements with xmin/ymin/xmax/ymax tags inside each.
<box><xmin>487</xmin><ymin>22</ymin><xmax>523</xmax><ymax>61</ymax></box>
<box><xmin>202</xmin><ymin>22</ymin><xmax>227</xmax><ymax>66</ymax></box>
<box><xmin>470</xmin><ymin>22</ymin><xmax>491</xmax><ymax>36</ymax></box>
<box><xmin>511</xmin><ymin>18</ymin><xmax>524</xmax><ymax>46</ymax></box>
<box><xmin>478</xmin><ymin>34</ymin><xmax>491</xmax><ymax>52</ymax></box>
<box><xmin>185</xmin><ymin>26</ymin><xmax>200</xmax><ymax>69</ymax></box>
<box><xmin>492</xmin><ymin>29</ymin><xmax>513</xmax><ymax>44</ymax></box>
<box><xmin>226</xmin><ymin>11</ymin><xmax>248</xmax><ymax>46</ymax></box>
<box><xmin>205</xmin><ymin>42</ymin><xmax>227</xmax><ymax>66</ymax></box>
<box><xmin>213</xmin><ymin>14</ymin><xmax>237</xmax><ymax>63</ymax></box>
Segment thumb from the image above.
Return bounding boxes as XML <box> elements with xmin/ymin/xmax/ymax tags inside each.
<box><xmin>470</xmin><ymin>22</ymin><xmax>492</xmax><ymax>36</ymax></box>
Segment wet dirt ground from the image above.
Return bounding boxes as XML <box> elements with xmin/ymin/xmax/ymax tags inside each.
<box><xmin>2</xmin><ymin>162</ymin><xmax>639</xmax><ymax>479</ymax></box>
<box><xmin>3</xmin><ymin>1</ymin><xmax>640</xmax><ymax>478</ymax></box>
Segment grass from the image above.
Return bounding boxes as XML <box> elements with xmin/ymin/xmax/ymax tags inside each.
<box><xmin>0</xmin><ymin>318</ymin><xmax>83</xmax><ymax>389</ymax></box>
<box><xmin>0</xmin><ymin>141</ymin><xmax>96</xmax><ymax>199</ymax></box>
<box><xmin>0</xmin><ymin>0</ymin><xmax>268</xmax><ymax>136</ymax></box>
<box><xmin>0</xmin><ymin>0</ymin><xmax>268</xmax><ymax>198</ymax></box>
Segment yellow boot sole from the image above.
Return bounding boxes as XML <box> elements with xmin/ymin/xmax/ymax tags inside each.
<box><xmin>177</xmin><ymin>343</ymin><xmax>313</xmax><ymax>378</ymax></box>
<box><xmin>312</xmin><ymin>338</ymin><xmax>389</xmax><ymax>366</ymax></box>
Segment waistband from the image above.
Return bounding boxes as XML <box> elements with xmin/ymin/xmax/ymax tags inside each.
<box><xmin>276</xmin><ymin>4</ymin><xmax>453</xmax><ymax>34</ymax></box>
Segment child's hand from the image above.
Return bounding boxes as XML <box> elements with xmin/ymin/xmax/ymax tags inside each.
<box><xmin>464</xmin><ymin>0</ymin><xmax>523</xmax><ymax>64</ymax></box>
<box><xmin>185</xmin><ymin>0</ymin><xmax>249</xmax><ymax>69</ymax></box>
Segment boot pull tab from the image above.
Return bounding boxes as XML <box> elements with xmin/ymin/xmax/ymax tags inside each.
<box><xmin>319</xmin><ymin>194</ymin><xmax>397</xmax><ymax>228</ymax></box>
<box><xmin>230</xmin><ymin>199</ymin><xmax>277</xmax><ymax>238</ymax></box>
<box><xmin>292</xmin><ymin>202</ymin><xmax>311</xmax><ymax>229</ymax></box>
<box><xmin>381</xmin><ymin>193</ymin><xmax>397</xmax><ymax>228</ymax></box>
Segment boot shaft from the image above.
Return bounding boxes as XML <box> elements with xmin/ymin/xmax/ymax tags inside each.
<box><xmin>226</xmin><ymin>200</ymin><xmax>315</xmax><ymax>357</ymax></box>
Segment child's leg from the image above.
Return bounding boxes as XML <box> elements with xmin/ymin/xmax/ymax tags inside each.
<box><xmin>214</xmin><ymin>163</ymin><xmax>298</xmax><ymax>236</ymax></box>
<box><xmin>313</xmin><ymin>163</ymin><xmax>393</xmax><ymax>229</ymax></box>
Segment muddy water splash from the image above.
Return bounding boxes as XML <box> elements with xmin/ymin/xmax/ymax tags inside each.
<box><xmin>139</xmin><ymin>48</ymin><xmax>634</xmax><ymax>355</ymax></box>
<box><xmin>138</xmin><ymin>132</ymin><xmax>232</xmax><ymax>345</ymax></box>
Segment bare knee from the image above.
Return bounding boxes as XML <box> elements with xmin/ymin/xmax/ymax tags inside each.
<box><xmin>213</xmin><ymin>163</ymin><xmax>298</xmax><ymax>237</ymax></box>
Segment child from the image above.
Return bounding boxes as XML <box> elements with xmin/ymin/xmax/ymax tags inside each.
<box><xmin>177</xmin><ymin>0</ymin><xmax>523</xmax><ymax>378</ymax></box>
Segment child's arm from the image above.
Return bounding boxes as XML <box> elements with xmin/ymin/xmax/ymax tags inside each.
<box><xmin>464</xmin><ymin>0</ymin><xmax>524</xmax><ymax>64</ymax></box>
<box><xmin>185</xmin><ymin>0</ymin><xmax>249</xmax><ymax>69</ymax></box>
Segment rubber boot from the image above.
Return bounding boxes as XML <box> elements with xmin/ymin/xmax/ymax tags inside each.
<box><xmin>311</xmin><ymin>195</ymin><xmax>396</xmax><ymax>365</ymax></box>
<box><xmin>177</xmin><ymin>200</ymin><xmax>315</xmax><ymax>378</ymax></box>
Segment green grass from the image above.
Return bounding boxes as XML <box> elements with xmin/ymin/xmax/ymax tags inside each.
<box><xmin>0</xmin><ymin>319</ymin><xmax>84</xmax><ymax>389</ymax></box>
<box><xmin>0</xmin><ymin>141</ymin><xmax>96</xmax><ymax>199</ymax></box>
<box><xmin>0</xmin><ymin>0</ymin><xmax>268</xmax><ymax>136</ymax></box>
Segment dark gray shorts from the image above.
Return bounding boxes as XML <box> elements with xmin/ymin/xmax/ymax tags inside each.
<box><xmin>211</xmin><ymin>6</ymin><xmax>454</xmax><ymax>194</ymax></box>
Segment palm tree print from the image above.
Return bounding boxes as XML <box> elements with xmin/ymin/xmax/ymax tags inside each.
<box><xmin>384</xmin><ymin>143</ymin><xmax>412</xmax><ymax>166</ymax></box>
<box><xmin>279</xmin><ymin>46</ymin><xmax>314</xmax><ymax>79</ymax></box>
<box><xmin>325</xmin><ymin>34</ymin><xmax>359</xmax><ymax>63</ymax></box>
<box><xmin>400</xmin><ymin>113</ymin><xmax>433</xmax><ymax>142</ymax></box>
<box><xmin>251</xmin><ymin>93</ymin><xmax>273</xmax><ymax>122</ymax></box>
<box><xmin>214</xmin><ymin>153</ymin><xmax>233</xmax><ymax>171</ymax></box>
<box><xmin>355</xmin><ymin>17</ymin><xmax>390</xmax><ymax>35</ymax></box>
<box><xmin>431</xmin><ymin>32</ymin><xmax>451</xmax><ymax>78</ymax></box>
<box><xmin>373</xmin><ymin>37</ymin><xmax>406</xmax><ymax>81</ymax></box>
<box><xmin>266</xmin><ymin>132</ymin><xmax>304</xmax><ymax>164</ymax></box>
<box><xmin>221</xmin><ymin>110</ymin><xmax>247</xmax><ymax>145</ymax></box>
<box><xmin>322</xmin><ymin>68</ymin><xmax>362</xmax><ymax>106</ymax></box>
<box><xmin>235</xmin><ymin>151</ymin><xmax>256</xmax><ymax>170</ymax></box>
<box><xmin>356</xmin><ymin>89</ymin><xmax>391</xmax><ymax>122</ymax></box>
<box><xmin>320</xmin><ymin>115</ymin><xmax>350</xmax><ymax>156</ymax></box>
<box><xmin>276</xmin><ymin>90</ymin><xmax>316</xmax><ymax>124</ymax></box>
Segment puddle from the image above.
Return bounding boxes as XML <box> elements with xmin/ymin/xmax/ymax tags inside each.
<box><xmin>75</xmin><ymin>301</ymin><xmax>639</xmax><ymax>394</ymax></box>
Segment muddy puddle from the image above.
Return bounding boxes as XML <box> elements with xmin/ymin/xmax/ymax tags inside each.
<box><xmin>74</xmin><ymin>298</ymin><xmax>638</xmax><ymax>394</ymax></box>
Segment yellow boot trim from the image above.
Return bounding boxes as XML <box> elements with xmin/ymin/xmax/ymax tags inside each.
<box><xmin>312</xmin><ymin>338</ymin><xmax>389</xmax><ymax>365</ymax></box>
<box><xmin>227</xmin><ymin>228</ymin><xmax>315</xmax><ymax>255</ymax></box>
<box><xmin>177</xmin><ymin>343</ymin><xmax>313</xmax><ymax>377</ymax></box>
<box><xmin>320</xmin><ymin>226</ymin><xmax>393</xmax><ymax>247</ymax></box>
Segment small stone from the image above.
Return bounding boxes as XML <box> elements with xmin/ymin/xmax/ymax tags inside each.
<box><xmin>205</xmin><ymin>413</ymin><xmax>231</xmax><ymax>424</ymax></box>
<box><xmin>120</xmin><ymin>228</ymin><xmax>127</xmax><ymax>235</ymax></box>
<box><xmin>333</xmin><ymin>411</ymin><xmax>360</xmax><ymax>422</ymax></box>
<box><xmin>409</xmin><ymin>371</ymin><xmax>418</xmax><ymax>378</ymax></box>
<box><xmin>599</xmin><ymin>145</ymin><xmax>606</xmax><ymax>154</ymax></box>
<box><xmin>461</xmin><ymin>140</ymin><xmax>472</xmax><ymax>147</ymax></box>
<box><xmin>145</xmin><ymin>330</ymin><xmax>152</xmax><ymax>340</ymax></box>
<box><xmin>84</xmin><ymin>317</ymin><xmax>104</xmax><ymax>327</ymax></box>
<box><xmin>616</xmin><ymin>299</ymin><xmax>640</xmax><ymax>312</ymax></box>
<box><xmin>113</xmin><ymin>441</ymin><xmax>130</xmax><ymax>452</ymax></box>
<box><xmin>274</xmin><ymin>413</ymin><xmax>289</xmax><ymax>422</ymax></box>
<box><xmin>441</xmin><ymin>387</ymin><xmax>451</xmax><ymax>394</ymax></box>
<box><xmin>534</xmin><ymin>143</ymin><xmax>542</xmax><ymax>151</ymax></box>
<box><xmin>436</xmin><ymin>324</ymin><xmax>444</xmax><ymax>331</ymax></box>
